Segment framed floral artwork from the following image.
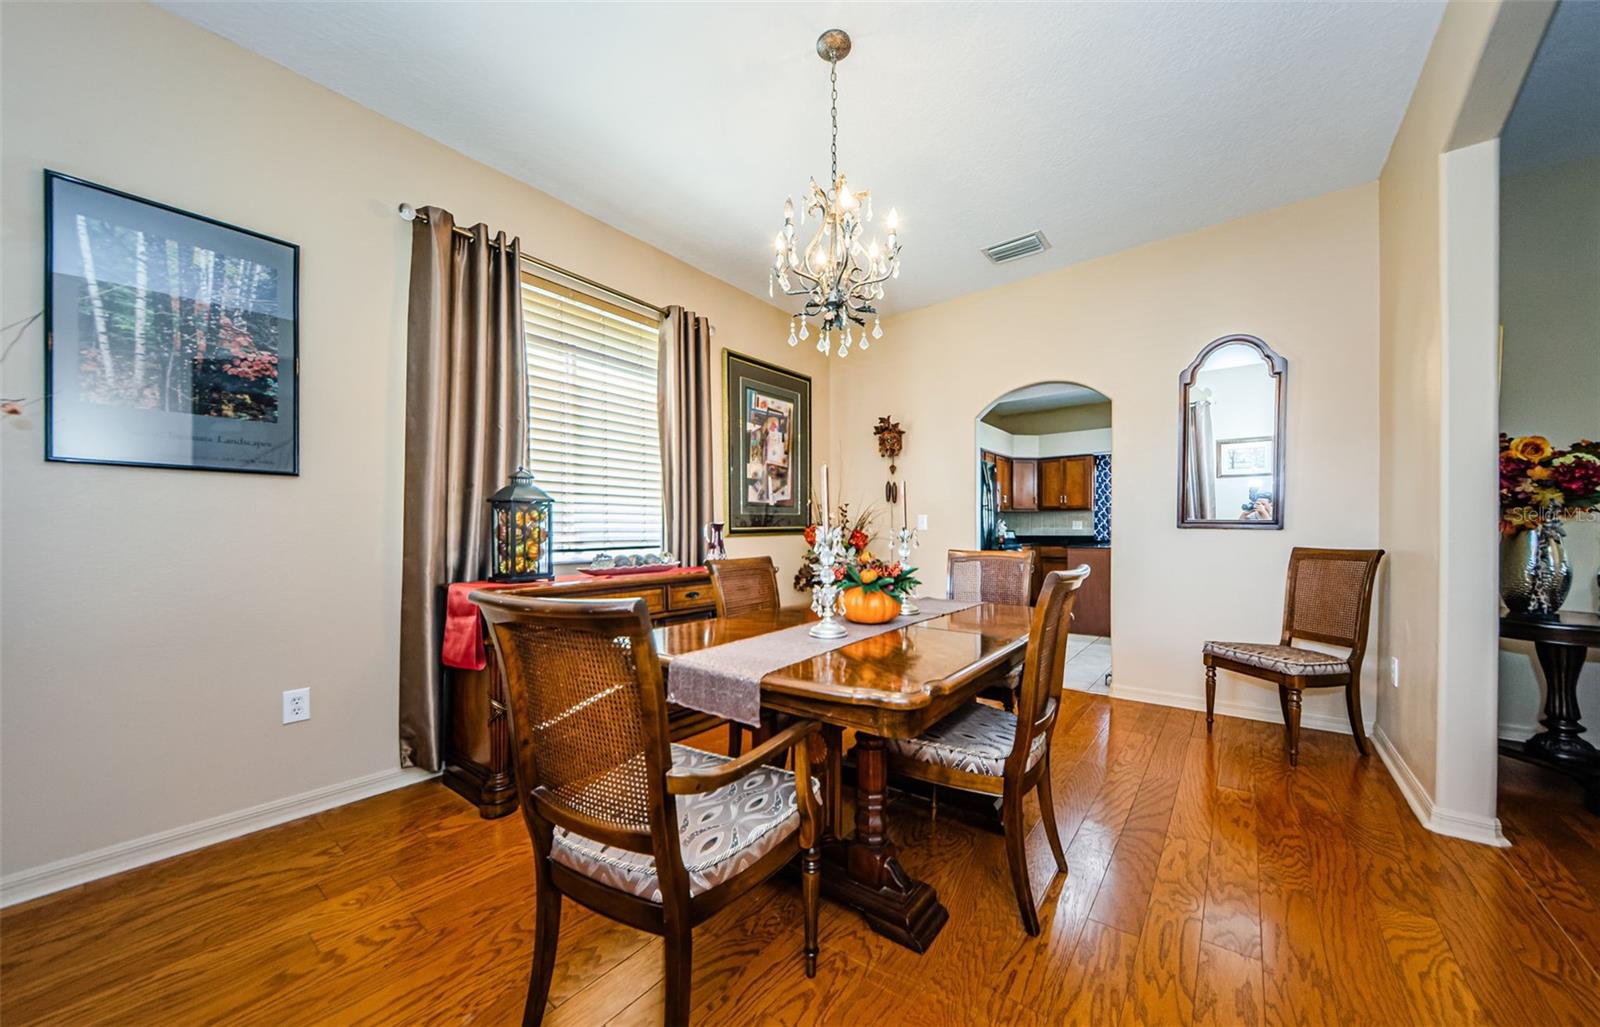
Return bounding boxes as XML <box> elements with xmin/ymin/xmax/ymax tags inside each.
<box><xmin>44</xmin><ymin>171</ymin><xmax>299</xmax><ymax>474</ymax></box>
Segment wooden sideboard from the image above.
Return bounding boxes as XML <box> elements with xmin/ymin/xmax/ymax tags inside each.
<box><xmin>443</xmin><ymin>568</ymin><xmax>718</xmax><ymax>817</ymax></box>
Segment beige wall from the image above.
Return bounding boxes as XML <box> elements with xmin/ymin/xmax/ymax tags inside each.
<box><xmin>832</xmin><ymin>184</ymin><xmax>1382</xmax><ymax>730</ymax></box>
<box><xmin>983</xmin><ymin>401</ymin><xmax>1113</xmax><ymax>435</ymax></box>
<box><xmin>0</xmin><ymin>2</ymin><xmax>828</xmax><ymax>882</ymax></box>
<box><xmin>1375</xmin><ymin>0</ymin><xmax>1498</xmax><ymax>805</ymax></box>
<box><xmin>1375</xmin><ymin>0</ymin><xmax>1551</xmax><ymax>840</ymax></box>
<box><xmin>1498</xmin><ymin>155</ymin><xmax>1600</xmax><ymax>734</ymax></box>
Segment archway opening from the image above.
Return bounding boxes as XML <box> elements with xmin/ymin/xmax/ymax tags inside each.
<box><xmin>976</xmin><ymin>381</ymin><xmax>1112</xmax><ymax>692</ymax></box>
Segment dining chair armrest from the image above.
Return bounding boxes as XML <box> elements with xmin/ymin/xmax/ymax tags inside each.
<box><xmin>666</xmin><ymin>720</ymin><xmax>821</xmax><ymax>795</ymax></box>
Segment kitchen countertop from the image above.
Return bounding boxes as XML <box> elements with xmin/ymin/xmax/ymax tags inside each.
<box><xmin>1010</xmin><ymin>535</ymin><xmax>1111</xmax><ymax>549</ymax></box>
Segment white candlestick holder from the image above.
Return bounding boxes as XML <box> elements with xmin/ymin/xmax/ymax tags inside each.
<box><xmin>895</xmin><ymin>527</ymin><xmax>920</xmax><ymax>616</ymax></box>
<box><xmin>809</xmin><ymin>525</ymin><xmax>849</xmax><ymax>639</ymax></box>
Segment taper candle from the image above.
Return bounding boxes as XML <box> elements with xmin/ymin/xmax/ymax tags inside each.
<box><xmin>820</xmin><ymin>464</ymin><xmax>830</xmax><ymax>529</ymax></box>
<box><xmin>903</xmin><ymin>482</ymin><xmax>909</xmax><ymax>530</ymax></box>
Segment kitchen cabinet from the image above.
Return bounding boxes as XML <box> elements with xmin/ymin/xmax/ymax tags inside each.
<box><xmin>1031</xmin><ymin>545</ymin><xmax>1111</xmax><ymax>636</ymax></box>
<box><xmin>1064</xmin><ymin>456</ymin><xmax>1094</xmax><ymax>509</ymax></box>
<box><xmin>1035</xmin><ymin>455</ymin><xmax>1096</xmax><ymax>510</ymax></box>
<box><xmin>1010</xmin><ymin>458</ymin><xmax>1038</xmax><ymax>511</ymax></box>
<box><xmin>1039</xmin><ymin>459</ymin><xmax>1064</xmax><ymax>511</ymax></box>
<box><xmin>994</xmin><ymin>454</ymin><xmax>1013</xmax><ymax>510</ymax></box>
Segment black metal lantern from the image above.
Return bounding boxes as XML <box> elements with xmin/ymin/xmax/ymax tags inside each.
<box><xmin>488</xmin><ymin>467</ymin><xmax>554</xmax><ymax>582</ymax></box>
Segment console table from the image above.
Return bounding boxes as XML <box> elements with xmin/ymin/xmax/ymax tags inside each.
<box><xmin>443</xmin><ymin>567</ymin><xmax>718</xmax><ymax>817</ymax></box>
<box><xmin>1498</xmin><ymin>611</ymin><xmax>1600</xmax><ymax>813</ymax></box>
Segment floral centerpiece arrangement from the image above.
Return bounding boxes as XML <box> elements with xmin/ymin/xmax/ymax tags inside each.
<box><xmin>797</xmin><ymin>503</ymin><xmax>922</xmax><ymax>625</ymax></box>
<box><xmin>839</xmin><ymin>550</ymin><xmax>922</xmax><ymax>624</ymax></box>
<box><xmin>1498</xmin><ymin>434</ymin><xmax>1600</xmax><ymax>616</ymax></box>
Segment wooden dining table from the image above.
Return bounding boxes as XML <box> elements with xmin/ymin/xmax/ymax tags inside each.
<box><xmin>652</xmin><ymin>601</ymin><xmax>1034</xmax><ymax>952</ymax></box>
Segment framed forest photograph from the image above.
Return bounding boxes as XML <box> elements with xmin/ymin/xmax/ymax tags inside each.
<box><xmin>723</xmin><ymin>349</ymin><xmax>810</xmax><ymax>534</ymax></box>
<box><xmin>44</xmin><ymin>171</ymin><xmax>299</xmax><ymax>474</ymax></box>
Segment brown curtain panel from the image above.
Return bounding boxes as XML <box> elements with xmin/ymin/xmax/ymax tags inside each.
<box><xmin>658</xmin><ymin>307</ymin><xmax>714</xmax><ymax>564</ymax></box>
<box><xmin>398</xmin><ymin>208</ymin><xmax>527</xmax><ymax>771</ymax></box>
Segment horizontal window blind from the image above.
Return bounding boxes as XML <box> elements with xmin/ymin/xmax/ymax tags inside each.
<box><xmin>522</xmin><ymin>266</ymin><xmax>663</xmax><ymax>559</ymax></box>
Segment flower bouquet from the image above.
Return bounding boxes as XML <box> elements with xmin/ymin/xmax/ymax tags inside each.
<box><xmin>1500</xmin><ymin>435</ymin><xmax>1600</xmax><ymax>534</ymax></box>
<box><xmin>1499</xmin><ymin>435</ymin><xmax>1600</xmax><ymax>616</ymax></box>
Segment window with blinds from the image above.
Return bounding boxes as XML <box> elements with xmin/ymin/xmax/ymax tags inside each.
<box><xmin>522</xmin><ymin>266</ymin><xmax>663</xmax><ymax>561</ymax></box>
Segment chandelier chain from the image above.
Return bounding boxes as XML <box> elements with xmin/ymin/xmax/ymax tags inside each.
<box><xmin>829</xmin><ymin>59</ymin><xmax>839</xmax><ymax>184</ymax></box>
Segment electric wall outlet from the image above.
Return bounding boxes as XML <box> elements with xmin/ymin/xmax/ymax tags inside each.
<box><xmin>916</xmin><ymin>514</ymin><xmax>929</xmax><ymax>531</ymax></box>
<box><xmin>283</xmin><ymin>687</ymin><xmax>311</xmax><ymax>724</ymax></box>
<box><xmin>1388</xmin><ymin>657</ymin><xmax>1401</xmax><ymax>689</ymax></box>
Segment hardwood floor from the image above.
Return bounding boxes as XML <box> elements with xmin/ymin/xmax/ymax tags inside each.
<box><xmin>5</xmin><ymin>693</ymin><xmax>1600</xmax><ymax>1025</ymax></box>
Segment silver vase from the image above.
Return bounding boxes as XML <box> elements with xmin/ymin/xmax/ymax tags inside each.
<box><xmin>1500</xmin><ymin>519</ymin><xmax>1571</xmax><ymax>618</ymax></box>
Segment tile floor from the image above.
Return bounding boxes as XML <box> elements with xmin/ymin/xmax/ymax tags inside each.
<box><xmin>1062</xmin><ymin>633</ymin><xmax>1111</xmax><ymax>692</ymax></box>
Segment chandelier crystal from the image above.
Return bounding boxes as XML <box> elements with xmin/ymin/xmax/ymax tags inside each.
<box><xmin>771</xmin><ymin>29</ymin><xmax>902</xmax><ymax>359</ymax></box>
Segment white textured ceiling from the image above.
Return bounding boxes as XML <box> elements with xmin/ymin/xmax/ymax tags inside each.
<box><xmin>1501</xmin><ymin>0</ymin><xmax>1600</xmax><ymax>176</ymax></box>
<box><xmin>159</xmin><ymin>1</ymin><xmax>1444</xmax><ymax>314</ymax></box>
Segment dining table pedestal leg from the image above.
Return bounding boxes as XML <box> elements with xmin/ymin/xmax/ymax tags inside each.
<box><xmin>820</xmin><ymin>732</ymin><xmax>949</xmax><ymax>952</ymax></box>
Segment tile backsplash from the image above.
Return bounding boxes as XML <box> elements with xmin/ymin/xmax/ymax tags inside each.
<box><xmin>1005</xmin><ymin>510</ymin><xmax>1096</xmax><ymax>533</ymax></box>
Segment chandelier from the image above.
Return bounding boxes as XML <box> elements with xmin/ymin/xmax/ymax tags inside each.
<box><xmin>770</xmin><ymin>29</ymin><xmax>902</xmax><ymax>359</ymax></box>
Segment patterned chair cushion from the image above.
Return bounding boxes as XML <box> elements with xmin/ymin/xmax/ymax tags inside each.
<box><xmin>884</xmin><ymin>701</ymin><xmax>1046</xmax><ymax>777</ymax></box>
<box><xmin>1203</xmin><ymin>641</ymin><xmax>1349</xmax><ymax>676</ymax></box>
<box><xmin>550</xmin><ymin>744</ymin><xmax>800</xmax><ymax>903</ymax></box>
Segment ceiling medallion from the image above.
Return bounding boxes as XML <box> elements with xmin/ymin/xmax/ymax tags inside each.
<box><xmin>770</xmin><ymin>29</ymin><xmax>902</xmax><ymax>359</ymax></box>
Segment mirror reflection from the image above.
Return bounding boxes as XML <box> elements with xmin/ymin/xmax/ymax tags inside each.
<box><xmin>1179</xmin><ymin>335</ymin><xmax>1285</xmax><ymax>529</ymax></box>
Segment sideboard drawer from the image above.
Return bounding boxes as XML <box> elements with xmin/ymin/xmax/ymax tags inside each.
<box><xmin>586</xmin><ymin>585</ymin><xmax>666</xmax><ymax>614</ymax></box>
<box><xmin>669</xmin><ymin>582</ymin><xmax>715</xmax><ymax>612</ymax></box>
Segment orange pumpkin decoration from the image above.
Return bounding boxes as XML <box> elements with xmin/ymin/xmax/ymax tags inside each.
<box><xmin>841</xmin><ymin>587</ymin><xmax>901</xmax><ymax>624</ymax></box>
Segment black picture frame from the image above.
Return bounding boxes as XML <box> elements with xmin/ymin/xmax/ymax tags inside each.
<box><xmin>723</xmin><ymin>349</ymin><xmax>811</xmax><ymax>535</ymax></box>
<box><xmin>44</xmin><ymin>171</ymin><xmax>300</xmax><ymax>475</ymax></box>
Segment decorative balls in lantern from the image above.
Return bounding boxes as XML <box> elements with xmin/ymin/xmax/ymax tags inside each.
<box><xmin>489</xmin><ymin>467</ymin><xmax>554</xmax><ymax>582</ymax></box>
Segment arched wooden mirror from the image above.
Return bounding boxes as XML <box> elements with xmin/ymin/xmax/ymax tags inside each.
<box><xmin>1177</xmin><ymin>334</ymin><xmax>1286</xmax><ymax>529</ymax></box>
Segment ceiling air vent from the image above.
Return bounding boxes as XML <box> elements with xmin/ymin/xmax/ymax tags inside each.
<box><xmin>981</xmin><ymin>231</ymin><xmax>1051</xmax><ymax>265</ymax></box>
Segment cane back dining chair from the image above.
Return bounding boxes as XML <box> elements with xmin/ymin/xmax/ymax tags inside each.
<box><xmin>886</xmin><ymin>566</ymin><xmax>1089</xmax><ymax>935</ymax></box>
<box><xmin>471</xmin><ymin>592</ymin><xmax>822</xmax><ymax>1026</ymax></box>
<box><xmin>1202</xmin><ymin>547</ymin><xmax>1385</xmax><ymax>766</ymax></box>
<box><xmin>706</xmin><ymin>557</ymin><xmax>784</xmax><ymax>756</ymax></box>
<box><xmin>706</xmin><ymin>557</ymin><xmax>782</xmax><ymax>619</ymax></box>
<box><xmin>947</xmin><ymin>548</ymin><xmax>1040</xmax><ymax>709</ymax></box>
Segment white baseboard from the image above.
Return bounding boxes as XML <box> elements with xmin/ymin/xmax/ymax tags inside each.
<box><xmin>0</xmin><ymin>766</ymin><xmax>438</xmax><ymax>908</ymax></box>
<box><xmin>1498</xmin><ymin>721</ymin><xmax>1537</xmax><ymax>741</ymax></box>
<box><xmin>1371</xmin><ymin>724</ymin><xmax>1508</xmax><ymax>848</ymax></box>
<box><xmin>1107</xmin><ymin>683</ymin><xmax>1372</xmax><ymax>737</ymax></box>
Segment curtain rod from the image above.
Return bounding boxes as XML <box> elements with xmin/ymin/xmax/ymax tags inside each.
<box><xmin>398</xmin><ymin>203</ymin><xmax>666</xmax><ymax>316</ymax></box>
